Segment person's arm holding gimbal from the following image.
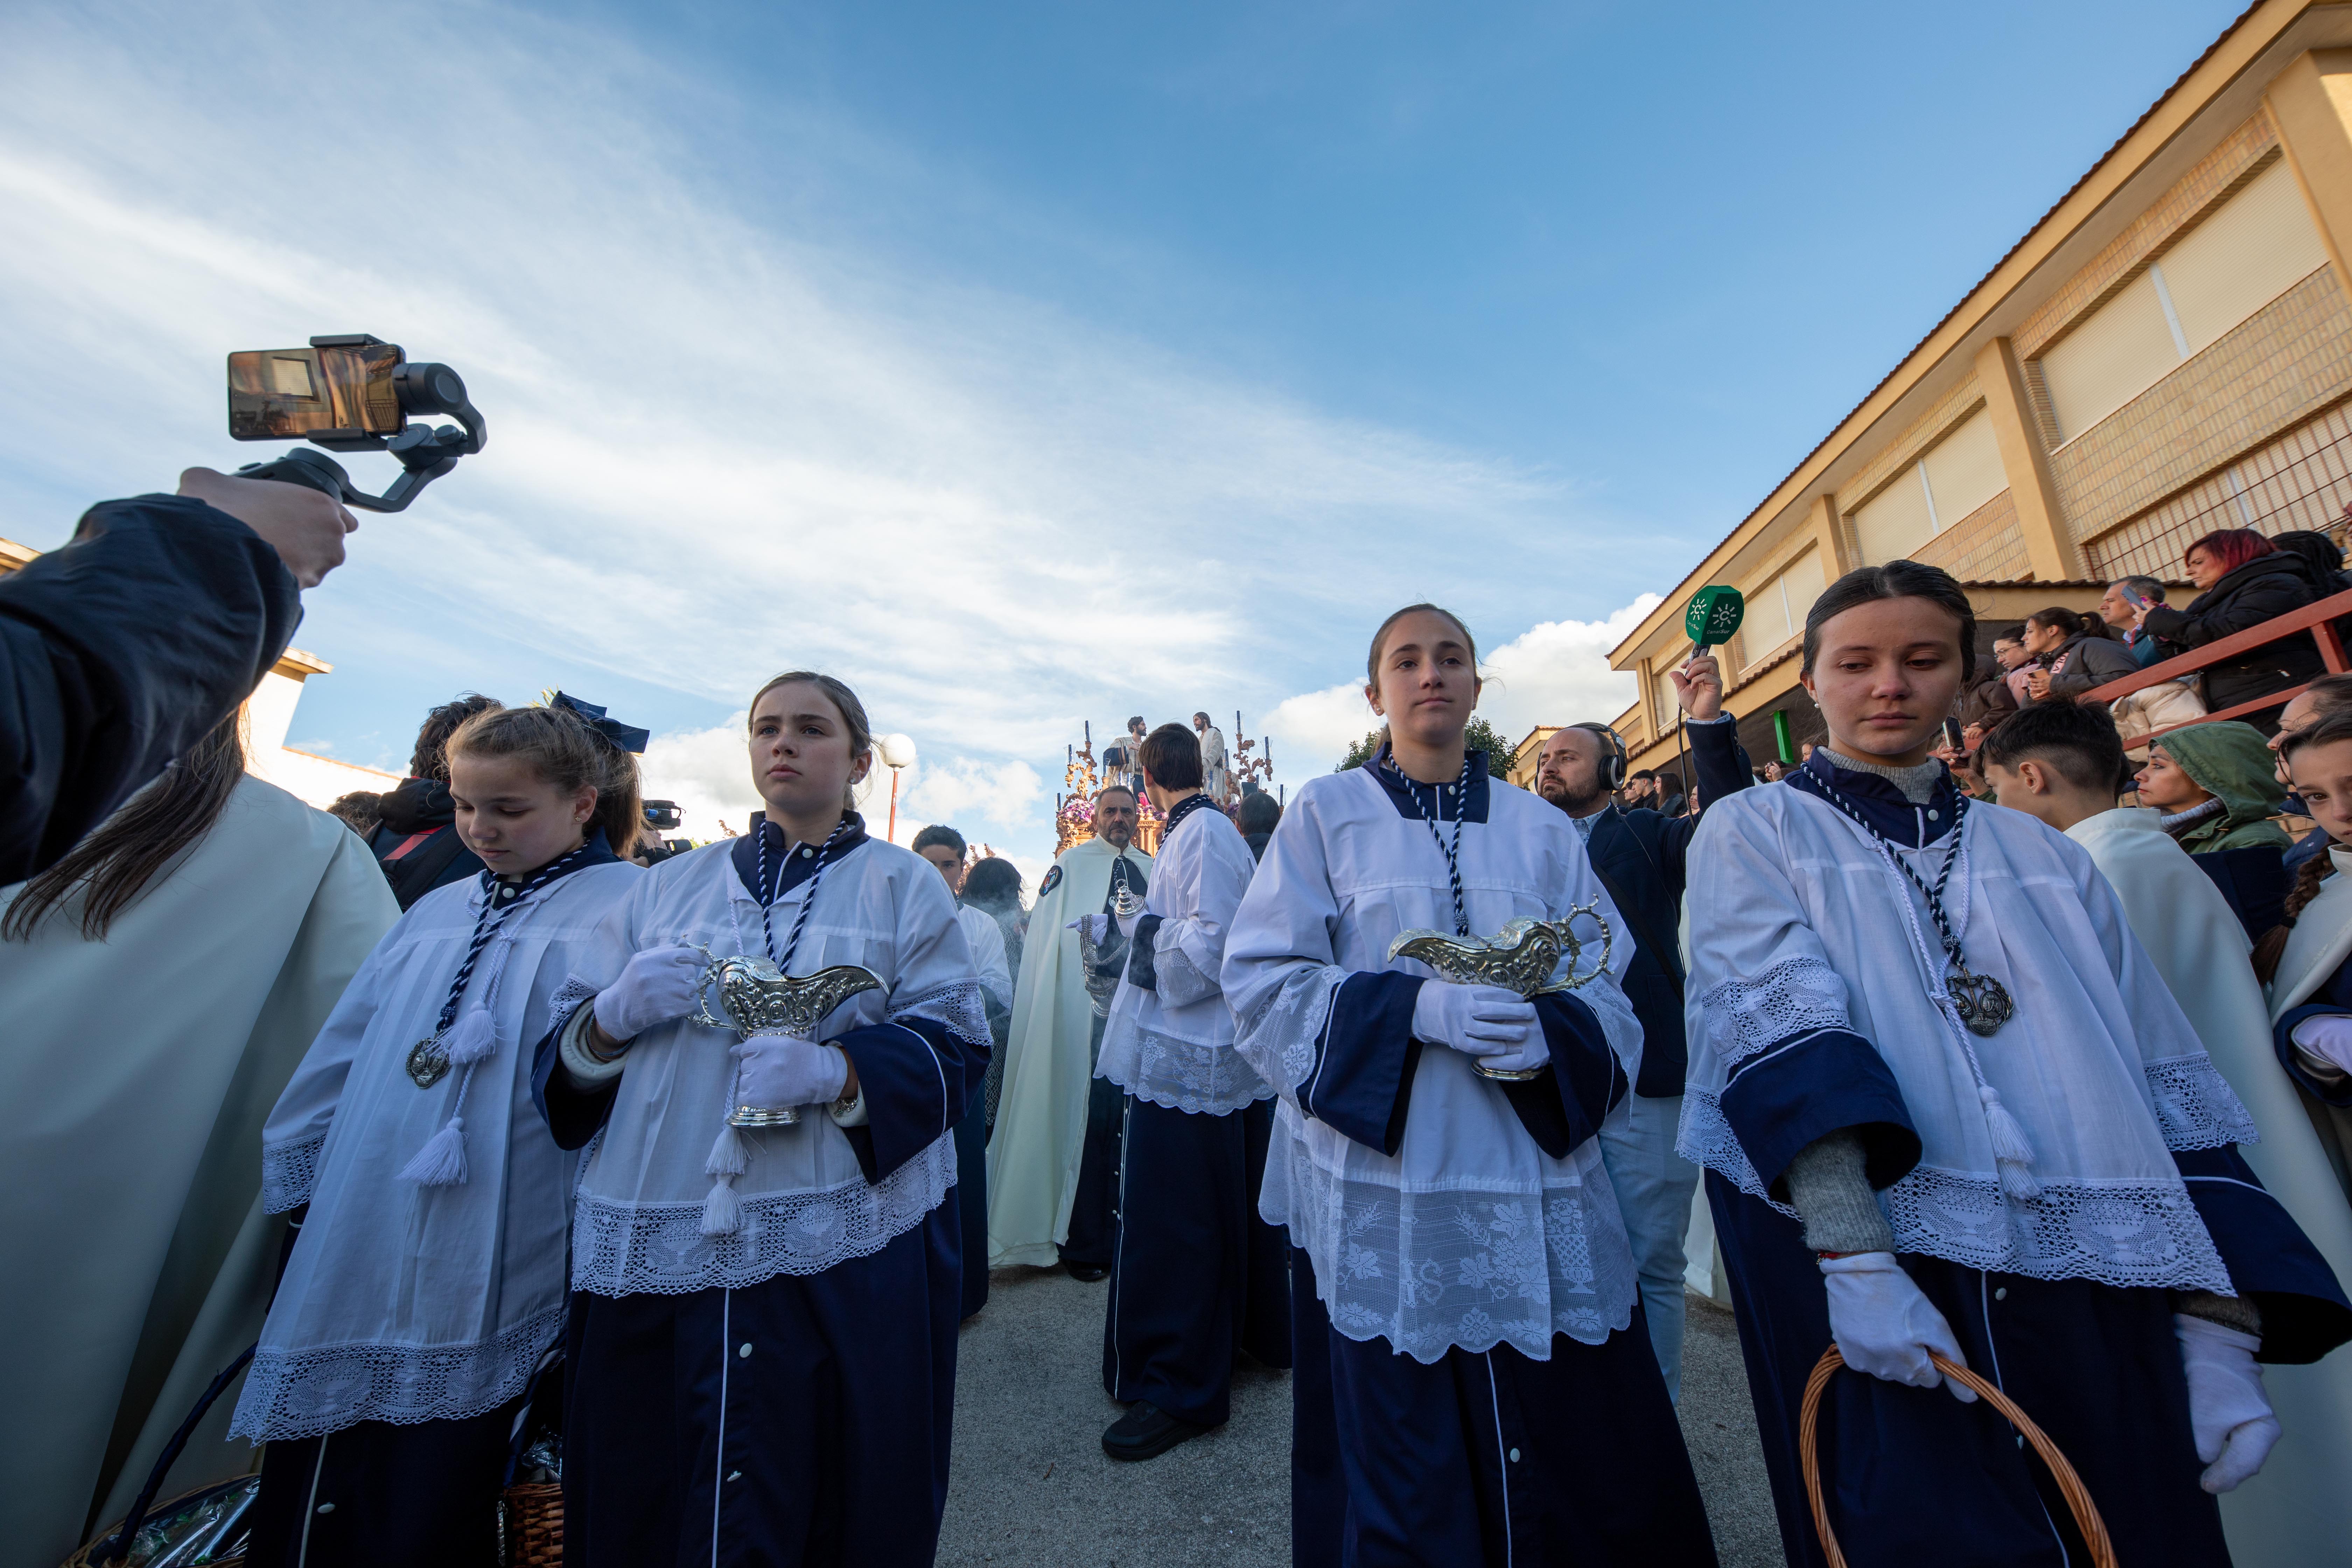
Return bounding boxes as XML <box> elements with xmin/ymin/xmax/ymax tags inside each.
<box><xmin>0</xmin><ymin>469</ymin><xmax>354</xmax><ymax>884</ymax></box>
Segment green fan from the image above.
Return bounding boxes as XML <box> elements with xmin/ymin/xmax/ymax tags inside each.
<box><xmin>1684</xmin><ymin>585</ymin><xmax>1745</xmax><ymax>653</ymax></box>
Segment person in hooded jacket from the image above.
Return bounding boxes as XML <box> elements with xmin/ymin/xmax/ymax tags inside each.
<box><xmin>2137</xmin><ymin>721</ymin><xmax>2294</xmax><ymax>856</ymax></box>
<box><xmin>2136</xmin><ymin>530</ymin><xmax>2330</xmax><ymax>732</ymax></box>
<box><xmin>371</xmin><ymin>695</ymin><xmax>500</xmax><ymax>909</ymax></box>
<box><xmin>2019</xmin><ymin>605</ymin><xmax>2139</xmax><ymax>704</ymax></box>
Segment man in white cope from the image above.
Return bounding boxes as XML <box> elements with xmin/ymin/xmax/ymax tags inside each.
<box><xmin>1085</xmin><ymin>723</ymin><xmax>1289</xmax><ymax>1461</ymax></box>
<box><xmin>1194</xmin><ymin>710</ymin><xmax>1232</xmax><ymax>804</ymax></box>
<box><xmin>1981</xmin><ymin>698</ymin><xmax>2352</xmax><ymax>1567</ymax></box>
<box><xmin>1225</xmin><ymin>603</ymin><xmax>1716</xmax><ymax>1567</ymax></box>
<box><xmin>915</xmin><ymin>824</ymin><xmax>1015</xmax><ymax>1321</ymax></box>
<box><xmin>1531</xmin><ymin>653</ymin><xmax>1753</xmax><ymax>1402</ymax></box>
<box><xmin>1681</xmin><ymin>560</ymin><xmax>2350</xmax><ymax>1568</ymax></box>
<box><xmin>988</xmin><ymin>785</ymin><xmax>1152</xmax><ymax>1278</ymax></box>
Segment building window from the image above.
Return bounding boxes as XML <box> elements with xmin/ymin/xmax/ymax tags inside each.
<box><xmin>1849</xmin><ymin>407</ymin><xmax>2006</xmax><ymax>565</ymax></box>
<box><xmin>1738</xmin><ymin>546</ymin><xmax>1829</xmax><ymax>665</ymax></box>
<box><xmin>2038</xmin><ymin>159</ymin><xmax>2330</xmax><ymax>442</ymax></box>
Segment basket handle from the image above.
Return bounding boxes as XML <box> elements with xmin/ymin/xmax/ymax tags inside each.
<box><xmin>1798</xmin><ymin>1344</ymin><xmax>2118</xmax><ymax>1568</ymax></box>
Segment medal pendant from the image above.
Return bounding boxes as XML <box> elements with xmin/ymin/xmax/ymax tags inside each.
<box><xmin>1947</xmin><ymin>969</ymin><xmax>2014</xmax><ymax>1037</ymax></box>
<box><xmin>407</xmin><ymin>1037</ymin><xmax>453</xmax><ymax>1089</ymax></box>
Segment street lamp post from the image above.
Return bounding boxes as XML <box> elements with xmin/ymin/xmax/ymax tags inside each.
<box><xmin>877</xmin><ymin>733</ymin><xmax>917</xmax><ymax>841</ymax></box>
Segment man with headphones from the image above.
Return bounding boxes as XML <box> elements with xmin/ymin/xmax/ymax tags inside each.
<box><xmin>1532</xmin><ymin>650</ymin><xmax>1752</xmax><ymax>1401</ymax></box>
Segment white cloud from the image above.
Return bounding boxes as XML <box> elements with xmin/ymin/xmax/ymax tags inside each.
<box><xmin>1475</xmin><ymin>595</ymin><xmax>1664</xmax><ymax>743</ymax></box>
<box><xmin>0</xmin><ymin>3</ymin><xmax>1632</xmax><ymax>866</ymax></box>
<box><xmin>637</xmin><ymin>715</ymin><xmax>764</xmax><ymax>845</ymax></box>
<box><xmin>1262</xmin><ymin>681</ymin><xmax>1379</xmax><ymax>775</ymax></box>
<box><xmin>1260</xmin><ymin>594</ymin><xmax>1662</xmax><ymax>776</ymax></box>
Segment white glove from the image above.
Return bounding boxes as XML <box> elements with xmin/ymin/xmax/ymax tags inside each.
<box><xmin>593</xmin><ymin>945</ymin><xmax>708</xmax><ymax>1041</ymax></box>
<box><xmin>2290</xmin><ymin>1013</ymin><xmax>2352</xmax><ymax>1074</ymax></box>
<box><xmin>1069</xmin><ymin>913</ymin><xmax>1111</xmax><ymax>945</ymax></box>
<box><xmin>1412</xmin><ymin>982</ymin><xmax>1541</xmax><ymax>1075</ymax></box>
<box><xmin>2176</xmin><ymin>1315</ymin><xmax>2279</xmax><ymax>1493</ymax></box>
<box><xmin>1820</xmin><ymin>1253</ymin><xmax>1977</xmax><ymax>1403</ymax></box>
<box><xmin>734</xmin><ymin>1036</ymin><xmax>850</xmax><ymax>1111</ymax></box>
<box><xmin>1115</xmin><ymin>904</ymin><xmax>1146</xmax><ymax>940</ymax></box>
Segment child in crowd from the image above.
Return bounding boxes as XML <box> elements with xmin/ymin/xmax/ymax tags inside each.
<box><xmin>534</xmin><ymin>671</ymin><xmax>988</xmax><ymax>1567</ymax></box>
<box><xmin>1224</xmin><ymin>603</ymin><xmax>1716</xmax><ymax>1567</ymax></box>
<box><xmin>236</xmin><ymin>698</ymin><xmax>648</xmax><ymax>1564</ymax></box>
<box><xmin>1683</xmin><ymin>560</ymin><xmax>2348</xmax><ymax>1568</ymax></box>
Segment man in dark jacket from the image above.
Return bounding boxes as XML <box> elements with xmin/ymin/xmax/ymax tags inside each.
<box><xmin>2138</xmin><ymin>529</ymin><xmax>2330</xmax><ymax>728</ymax></box>
<box><xmin>2019</xmin><ymin>605</ymin><xmax>2138</xmax><ymax>702</ymax></box>
<box><xmin>0</xmin><ymin>469</ymin><xmax>354</xmax><ymax>884</ymax></box>
<box><xmin>1532</xmin><ymin>653</ymin><xmax>1752</xmax><ymax>1401</ymax></box>
<box><xmin>370</xmin><ymin>695</ymin><xmax>500</xmax><ymax>908</ymax></box>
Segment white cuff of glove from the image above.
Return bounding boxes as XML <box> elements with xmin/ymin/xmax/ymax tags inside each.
<box><xmin>558</xmin><ymin>1007</ymin><xmax>628</xmax><ymax>1087</ymax></box>
<box><xmin>1819</xmin><ymin>1252</ymin><xmax>1976</xmax><ymax>1402</ymax></box>
<box><xmin>2176</xmin><ymin>1314</ymin><xmax>2278</xmax><ymax>1493</ymax></box>
<box><xmin>828</xmin><ymin>1085</ymin><xmax>870</xmax><ymax>1127</ymax></box>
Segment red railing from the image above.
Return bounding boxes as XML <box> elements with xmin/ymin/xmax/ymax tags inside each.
<box><xmin>2077</xmin><ymin>584</ymin><xmax>2352</xmax><ymax>740</ymax></box>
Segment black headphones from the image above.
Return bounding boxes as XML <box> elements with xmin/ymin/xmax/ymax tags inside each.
<box><xmin>1572</xmin><ymin>722</ymin><xmax>1628</xmax><ymax>793</ymax></box>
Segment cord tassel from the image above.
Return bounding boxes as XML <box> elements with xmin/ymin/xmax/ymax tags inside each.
<box><xmin>705</xmin><ymin>1122</ymin><xmax>749</xmax><ymax>1177</ymax></box>
<box><xmin>441</xmin><ymin>1008</ymin><xmax>498</xmax><ymax>1068</ymax></box>
<box><xmin>1979</xmin><ymin>1085</ymin><xmax>2042</xmax><ymax>1201</ymax></box>
<box><xmin>700</xmin><ymin>1173</ymin><xmax>743</xmax><ymax>1236</ymax></box>
<box><xmin>398</xmin><ymin>1115</ymin><xmax>468</xmax><ymax>1186</ymax></box>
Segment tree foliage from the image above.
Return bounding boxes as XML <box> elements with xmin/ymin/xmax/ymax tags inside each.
<box><xmin>1335</xmin><ymin>715</ymin><xmax>1516</xmax><ymax>778</ymax></box>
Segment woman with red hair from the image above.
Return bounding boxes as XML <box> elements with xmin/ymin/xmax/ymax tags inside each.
<box><xmin>2136</xmin><ymin>527</ymin><xmax>2333</xmax><ymax>733</ymax></box>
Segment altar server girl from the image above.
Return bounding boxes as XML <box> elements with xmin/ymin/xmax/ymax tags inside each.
<box><xmin>1681</xmin><ymin>560</ymin><xmax>2351</xmax><ymax>1568</ymax></box>
<box><xmin>534</xmin><ymin>671</ymin><xmax>987</xmax><ymax>1568</ymax></box>
<box><xmin>235</xmin><ymin>697</ymin><xmax>647</xmax><ymax>1564</ymax></box>
<box><xmin>1223</xmin><ymin>604</ymin><xmax>1716</xmax><ymax>1567</ymax></box>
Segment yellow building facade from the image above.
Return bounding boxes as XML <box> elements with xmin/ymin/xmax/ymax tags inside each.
<box><xmin>1612</xmin><ymin>4</ymin><xmax>2352</xmax><ymax>776</ymax></box>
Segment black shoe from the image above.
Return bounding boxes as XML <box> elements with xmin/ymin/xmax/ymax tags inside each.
<box><xmin>1102</xmin><ymin>1401</ymin><xmax>1204</xmax><ymax>1461</ymax></box>
<box><xmin>1063</xmin><ymin>1261</ymin><xmax>1109</xmax><ymax>1282</ymax></box>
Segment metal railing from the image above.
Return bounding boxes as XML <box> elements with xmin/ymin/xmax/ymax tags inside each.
<box><xmin>2076</xmin><ymin>584</ymin><xmax>2352</xmax><ymax>740</ymax></box>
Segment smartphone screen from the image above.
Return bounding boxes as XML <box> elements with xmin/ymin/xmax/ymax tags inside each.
<box><xmin>229</xmin><ymin>343</ymin><xmax>403</xmax><ymax>439</ymax></box>
<box><xmin>1942</xmin><ymin>718</ymin><xmax>1965</xmax><ymax>751</ymax></box>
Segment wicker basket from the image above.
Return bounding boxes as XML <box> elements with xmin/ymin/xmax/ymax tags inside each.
<box><xmin>503</xmin><ymin>1481</ymin><xmax>563</xmax><ymax>1566</ymax></box>
<box><xmin>1799</xmin><ymin>1345</ymin><xmax>2116</xmax><ymax>1568</ymax></box>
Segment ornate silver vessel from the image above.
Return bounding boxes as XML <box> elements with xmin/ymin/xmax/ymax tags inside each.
<box><xmin>1387</xmin><ymin>901</ymin><xmax>1615</xmax><ymax>1081</ymax></box>
<box><xmin>1073</xmin><ymin>916</ymin><xmax>1124</xmax><ymax>1018</ymax></box>
<box><xmin>692</xmin><ymin>952</ymin><xmax>883</xmax><ymax>1127</ymax></box>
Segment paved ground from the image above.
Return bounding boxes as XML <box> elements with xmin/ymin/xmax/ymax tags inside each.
<box><xmin>939</xmin><ymin>1266</ymin><xmax>1782</xmax><ymax>1567</ymax></box>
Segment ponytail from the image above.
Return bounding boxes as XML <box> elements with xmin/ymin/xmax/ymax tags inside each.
<box><xmin>2253</xmin><ymin>852</ymin><xmax>2336</xmax><ymax>986</ymax></box>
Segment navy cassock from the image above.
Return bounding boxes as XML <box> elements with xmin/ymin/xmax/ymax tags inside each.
<box><xmin>532</xmin><ymin>818</ymin><xmax>989</xmax><ymax>1568</ymax></box>
<box><xmin>1102</xmin><ymin>1094</ymin><xmax>1293</xmax><ymax>1423</ymax></box>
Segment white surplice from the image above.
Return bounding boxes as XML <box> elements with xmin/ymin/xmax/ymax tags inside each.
<box><xmin>236</xmin><ymin>857</ymin><xmax>640</xmax><ymax>1441</ymax></box>
<box><xmin>1680</xmin><ymin>786</ymin><xmax>2253</xmax><ymax>1291</ymax></box>
<box><xmin>560</xmin><ymin>838</ymin><xmax>986</xmax><ymax>1297</ymax></box>
<box><xmin>1222</xmin><ymin>764</ymin><xmax>1643</xmax><ymax>1364</ymax></box>
<box><xmin>1096</xmin><ymin>799</ymin><xmax>1270</xmax><ymax>1116</ymax></box>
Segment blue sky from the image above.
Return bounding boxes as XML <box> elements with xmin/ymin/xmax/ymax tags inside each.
<box><xmin>0</xmin><ymin>0</ymin><xmax>2236</xmax><ymax>876</ymax></box>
